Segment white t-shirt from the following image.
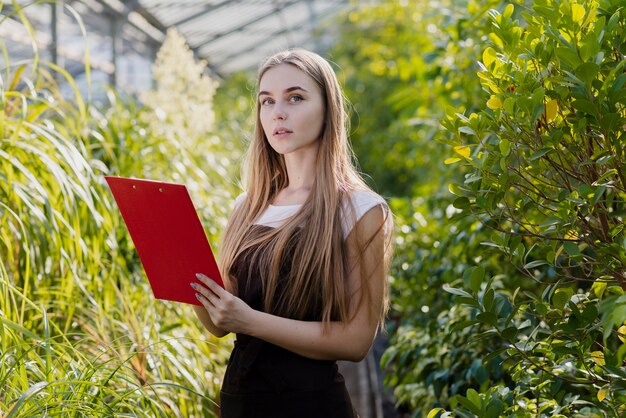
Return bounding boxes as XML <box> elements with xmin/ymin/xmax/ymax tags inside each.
<box><xmin>233</xmin><ymin>190</ymin><xmax>390</xmax><ymax>239</ymax></box>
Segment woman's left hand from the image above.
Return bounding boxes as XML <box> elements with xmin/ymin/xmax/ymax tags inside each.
<box><xmin>192</xmin><ymin>273</ymin><xmax>254</xmax><ymax>334</ymax></box>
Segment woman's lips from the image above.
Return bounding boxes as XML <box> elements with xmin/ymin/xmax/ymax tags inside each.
<box><xmin>273</xmin><ymin>128</ymin><xmax>293</xmax><ymax>138</ymax></box>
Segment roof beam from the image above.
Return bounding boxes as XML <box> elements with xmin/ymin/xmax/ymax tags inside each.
<box><xmin>90</xmin><ymin>0</ymin><xmax>165</xmax><ymax>43</ymax></box>
<box><xmin>121</xmin><ymin>0</ymin><xmax>141</xmax><ymax>17</ymax></box>
<box><xmin>171</xmin><ymin>0</ymin><xmax>239</xmax><ymax>26</ymax></box>
<box><xmin>208</xmin><ymin>3</ymin><xmax>343</xmax><ymax>70</ymax></box>
<box><xmin>192</xmin><ymin>0</ymin><xmax>302</xmax><ymax>50</ymax></box>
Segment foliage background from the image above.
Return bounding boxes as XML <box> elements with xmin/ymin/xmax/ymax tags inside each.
<box><xmin>329</xmin><ymin>0</ymin><xmax>626</xmax><ymax>416</ymax></box>
<box><xmin>0</xmin><ymin>8</ymin><xmax>244</xmax><ymax>415</ymax></box>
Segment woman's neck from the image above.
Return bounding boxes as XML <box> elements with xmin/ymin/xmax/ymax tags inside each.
<box><xmin>275</xmin><ymin>149</ymin><xmax>318</xmax><ymax>204</ymax></box>
<box><xmin>283</xmin><ymin>147</ymin><xmax>317</xmax><ymax>191</ymax></box>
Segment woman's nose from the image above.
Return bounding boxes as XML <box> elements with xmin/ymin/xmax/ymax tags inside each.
<box><xmin>272</xmin><ymin>104</ymin><xmax>287</xmax><ymax>120</ymax></box>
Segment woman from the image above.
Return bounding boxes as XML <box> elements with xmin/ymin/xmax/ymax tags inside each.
<box><xmin>191</xmin><ymin>48</ymin><xmax>393</xmax><ymax>418</ymax></box>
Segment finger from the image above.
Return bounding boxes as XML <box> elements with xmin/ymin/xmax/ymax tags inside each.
<box><xmin>195</xmin><ymin>273</ymin><xmax>225</xmax><ymax>295</ymax></box>
<box><xmin>191</xmin><ymin>282</ymin><xmax>214</xmax><ymax>300</ymax></box>
<box><xmin>195</xmin><ymin>291</ymin><xmax>216</xmax><ymax>310</ymax></box>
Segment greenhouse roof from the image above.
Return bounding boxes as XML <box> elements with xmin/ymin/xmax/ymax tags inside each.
<box><xmin>1</xmin><ymin>0</ymin><xmax>355</xmax><ymax>94</ymax></box>
<box><xmin>136</xmin><ymin>0</ymin><xmax>354</xmax><ymax>76</ymax></box>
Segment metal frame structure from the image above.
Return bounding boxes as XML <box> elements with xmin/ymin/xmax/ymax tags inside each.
<box><xmin>1</xmin><ymin>0</ymin><xmax>353</xmax><ymax>92</ymax></box>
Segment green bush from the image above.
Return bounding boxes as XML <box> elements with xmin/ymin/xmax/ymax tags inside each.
<box><xmin>440</xmin><ymin>0</ymin><xmax>626</xmax><ymax>415</ymax></box>
<box><xmin>331</xmin><ymin>0</ymin><xmax>515</xmax><ymax>414</ymax></box>
<box><xmin>0</xmin><ymin>5</ymin><xmax>241</xmax><ymax>416</ymax></box>
<box><xmin>333</xmin><ymin>0</ymin><xmax>626</xmax><ymax>416</ymax></box>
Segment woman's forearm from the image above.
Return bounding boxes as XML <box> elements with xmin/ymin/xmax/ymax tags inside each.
<box><xmin>242</xmin><ymin>309</ymin><xmax>376</xmax><ymax>362</ymax></box>
<box><xmin>192</xmin><ymin>305</ymin><xmax>229</xmax><ymax>338</ymax></box>
<box><xmin>193</xmin><ymin>274</ymin><xmax>377</xmax><ymax>360</ymax></box>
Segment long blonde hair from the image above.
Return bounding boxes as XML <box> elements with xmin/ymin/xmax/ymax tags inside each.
<box><xmin>218</xmin><ymin>49</ymin><xmax>392</xmax><ymax>326</ymax></box>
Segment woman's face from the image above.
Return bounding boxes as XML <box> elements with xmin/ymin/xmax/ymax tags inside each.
<box><xmin>258</xmin><ymin>64</ymin><xmax>325</xmax><ymax>157</ymax></box>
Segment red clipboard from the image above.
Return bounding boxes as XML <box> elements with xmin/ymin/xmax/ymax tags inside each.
<box><xmin>105</xmin><ymin>176</ymin><xmax>223</xmax><ymax>305</ymax></box>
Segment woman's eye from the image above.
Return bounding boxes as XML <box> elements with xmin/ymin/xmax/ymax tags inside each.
<box><xmin>260</xmin><ymin>98</ymin><xmax>274</xmax><ymax>105</ymax></box>
<box><xmin>289</xmin><ymin>95</ymin><xmax>303</xmax><ymax>103</ymax></box>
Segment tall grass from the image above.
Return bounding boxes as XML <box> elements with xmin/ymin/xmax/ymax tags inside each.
<box><xmin>1</xmin><ymin>3</ymin><xmax>238</xmax><ymax>416</ymax></box>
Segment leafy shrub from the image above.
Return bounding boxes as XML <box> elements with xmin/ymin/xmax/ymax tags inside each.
<box><xmin>440</xmin><ymin>0</ymin><xmax>626</xmax><ymax>415</ymax></box>
<box><xmin>331</xmin><ymin>0</ymin><xmax>515</xmax><ymax>415</ymax></box>
<box><xmin>1</xmin><ymin>5</ymin><xmax>241</xmax><ymax>416</ymax></box>
<box><xmin>333</xmin><ymin>0</ymin><xmax>626</xmax><ymax>416</ymax></box>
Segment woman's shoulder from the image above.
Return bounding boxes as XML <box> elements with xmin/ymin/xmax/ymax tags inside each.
<box><xmin>345</xmin><ymin>189</ymin><xmax>386</xmax><ymax>208</ymax></box>
<box><xmin>340</xmin><ymin>189</ymin><xmax>390</xmax><ymax>239</ymax></box>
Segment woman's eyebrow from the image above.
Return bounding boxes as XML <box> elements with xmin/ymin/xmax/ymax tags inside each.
<box><xmin>258</xmin><ymin>86</ymin><xmax>309</xmax><ymax>97</ymax></box>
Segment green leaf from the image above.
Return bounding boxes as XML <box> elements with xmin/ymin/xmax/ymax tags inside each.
<box><xmin>456</xmin><ymin>296</ymin><xmax>481</xmax><ymax>307</ymax></box>
<box><xmin>516</xmin><ymin>97</ymin><xmax>534</xmax><ymax>114</ymax></box>
<box><xmin>483</xmin><ymin>288</ymin><xmax>495</xmax><ymax>312</ymax></box>
<box><xmin>607</xmin><ymin>11</ymin><xmax>620</xmax><ymax>31</ymax></box>
<box><xmin>453</xmin><ymin>197</ymin><xmax>470</xmax><ymax>209</ymax></box>
<box><xmin>470</xmin><ymin>266</ymin><xmax>485</xmax><ymax>294</ymax></box>
<box><xmin>501</xmin><ymin>326</ymin><xmax>518</xmax><ymax>340</ymax></box>
<box><xmin>576</xmin><ymin>62</ymin><xmax>600</xmax><ymax>84</ymax></box>
<box><xmin>428</xmin><ymin>408</ymin><xmax>444</xmax><ymax>418</ymax></box>
<box><xmin>448</xmin><ymin>183</ymin><xmax>465</xmax><ymax>196</ymax></box>
<box><xmin>486</xmin><ymin>399</ymin><xmax>505</xmax><ymax>418</ymax></box>
<box><xmin>594</xmin><ymin>152</ymin><xmax>614</xmax><ymax>165</ymax></box>
<box><xmin>451</xmin><ymin>319</ymin><xmax>479</xmax><ymax>333</ymax></box>
<box><xmin>443</xmin><ymin>285</ymin><xmax>473</xmax><ymax>298</ymax></box>
<box><xmin>477</xmin><ymin>312</ymin><xmax>498</xmax><ymax>326</ymax></box>
<box><xmin>571</xmin><ymin>99</ymin><xmax>597</xmax><ymax>115</ymax></box>
<box><xmin>563</xmin><ymin>242</ymin><xmax>581</xmax><ymax>256</ymax></box>
<box><xmin>503</xmin><ymin>97</ymin><xmax>515</xmax><ymax>114</ymax></box>
<box><xmin>555</xmin><ymin>47</ymin><xmax>582</xmax><ymax>68</ymax></box>
<box><xmin>553</xmin><ymin>288</ymin><xmax>573</xmax><ymax>309</ymax></box>
<box><xmin>466</xmin><ymin>389</ymin><xmax>482</xmax><ymax>411</ymax></box>
<box><xmin>499</xmin><ymin>138</ymin><xmax>510</xmax><ymax>156</ymax></box>
<box><xmin>524</xmin><ymin>260</ymin><xmax>548</xmax><ymax>269</ymax></box>
<box><xmin>539</xmin><ymin>216</ymin><xmax>563</xmax><ymax>228</ymax></box>
<box><xmin>484</xmin><ymin>347</ymin><xmax>507</xmax><ymax>362</ymax></box>
<box><xmin>581</xmin><ymin>304</ymin><xmax>598</xmax><ymax>325</ymax></box>
<box><xmin>612</xmin><ymin>73</ymin><xmax>626</xmax><ymax>93</ymax></box>
<box><xmin>592</xmin><ymin>185</ymin><xmax>606</xmax><ymax>205</ymax></box>
<box><xmin>609</xmin><ymin>224</ymin><xmax>623</xmax><ymax>238</ymax></box>
<box><xmin>456</xmin><ymin>394</ymin><xmax>481</xmax><ymax>415</ymax></box>
<box><xmin>529</xmin><ymin>147</ymin><xmax>552</xmax><ymax>160</ymax></box>
<box><xmin>6</xmin><ymin>381</ymin><xmax>51</xmax><ymax>418</ymax></box>
<box><xmin>598</xmin><ymin>113</ymin><xmax>623</xmax><ymax>132</ymax></box>
<box><xmin>535</xmin><ymin>302</ymin><xmax>548</xmax><ymax>315</ymax></box>
<box><xmin>459</xmin><ymin>126</ymin><xmax>477</xmax><ymax>136</ymax></box>
<box><xmin>592</xmin><ymin>279</ymin><xmax>608</xmax><ymax>298</ymax></box>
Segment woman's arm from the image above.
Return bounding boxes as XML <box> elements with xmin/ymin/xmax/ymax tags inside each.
<box><xmin>192</xmin><ymin>205</ymin><xmax>387</xmax><ymax>361</ymax></box>
<box><xmin>191</xmin><ymin>305</ymin><xmax>229</xmax><ymax>338</ymax></box>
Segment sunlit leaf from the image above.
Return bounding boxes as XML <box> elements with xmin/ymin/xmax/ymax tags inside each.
<box><xmin>618</xmin><ymin>325</ymin><xmax>626</xmax><ymax>343</ymax></box>
<box><xmin>545</xmin><ymin>99</ymin><xmax>558</xmax><ymax>122</ymax></box>
<box><xmin>597</xmin><ymin>388</ymin><xmax>609</xmax><ymax>402</ymax></box>
<box><xmin>487</xmin><ymin>95</ymin><xmax>502</xmax><ymax>109</ymax></box>
<box><xmin>590</xmin><ymin>351</ymin><xmax>605</xmax><ymax>366</ymax></box>
<box><xmin>482</xmin><ymin>47</ymin><xmax>497</xmax><ymax>68</ymax></box>
<box><xmin>428</xmin><ymin>408</ymin><xmax>445</xmax><ymax>418</ymax></box>
<box><xmin>503</xmin><ymin>3</ymin><xmax>514</xmax><ymax>19</ymax></box>
<box><xmin>572</xmin><ymin>4</ymin><xmax>585</xmax><ymax>22</ymax></box>
<box><xmin>453</xmin><ymin>145</ymin><xmax>471</xmax><ymax>158</ymax></box>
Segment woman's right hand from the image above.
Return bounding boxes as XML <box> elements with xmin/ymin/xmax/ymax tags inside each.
<box><xmin>192</xmin><ymin>273</ymin><xmax>255</xmax><ymax>336</ymax></box>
